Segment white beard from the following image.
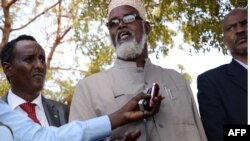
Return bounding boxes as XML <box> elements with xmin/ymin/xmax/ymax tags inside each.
<box><xmin>115</xmin><ymin>33</ymin><xmax>147</xmax><ymax>60</ymax></box>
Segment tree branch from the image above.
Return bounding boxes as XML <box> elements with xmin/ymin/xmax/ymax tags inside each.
<box><xmin>60</xmin><ymin>27</ymin><xmax>72</xmax><ymax>40</ymax></box>
<box><xmin>47</xmin><ymin>0</ymin><xmax>63</xmax><ymax>68</ymax></box>
<box><xmin>49</xmin><ymin>66</ymin><xmax>87</xmax><ymax>73</ymax></box>
<box><xmin>12</xmin><ymin>0</ymin><xmax>61</xmax><ymax>31</ymax></box>
<box><xmin>7</xmin><ymin>0</ymin><xmax>18</xmax><ymax>8</ymax></box>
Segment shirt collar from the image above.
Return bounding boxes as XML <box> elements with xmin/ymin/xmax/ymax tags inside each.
<box><xmin>7</xmin><ymin>90</ymin><xmax>43</xmax><ymax>110</ymax></box>
<box><xmin>113</xmin><ymin>58</ymin><xmax>150</xmax><ymax>69</ymax></box>
<box><xmin>234</xmin><ymin>59</ymin><xmax>248</xmax><ymax>70</ymax></box>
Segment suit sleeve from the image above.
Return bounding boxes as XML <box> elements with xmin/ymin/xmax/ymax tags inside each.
<box><xmin>197</xmin><ymin>74</ymin><xmax>226</xmax><ymax>141</ymax></box>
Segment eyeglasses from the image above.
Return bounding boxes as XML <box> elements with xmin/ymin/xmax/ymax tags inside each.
<box><xmin>106</xmin><ymin>14</ymin><xmax>143</xmax><ymax>29</ymax></box>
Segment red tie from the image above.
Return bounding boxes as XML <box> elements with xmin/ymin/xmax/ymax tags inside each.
<box><xmin>20</xmin><ymin>103</ymin><xmax>41</xmax><ymax>125</ymax></box>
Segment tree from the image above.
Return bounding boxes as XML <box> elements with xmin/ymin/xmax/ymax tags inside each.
<box><xmin>0</xmin><ymin>0</ymin><xmax>60</xmax><ymax>49</ymax></box>
<box><xmin>178</xmin><ymin>64</ymin><xmax>192</xmax><ymax>84</ymax></box>
<box><xmin>74</xmin><ymin>0</ymin><xmax>247</xmax><ymax>70</ymax></box>
<box><xmin>0</xmin><ymin>0</ymin><xmax>247</xmax><ymax>103</ymax></box>
<box><xmin>0</xmin><ymin>0</ymin><xmax>81</xmax><ymax>101</ymax></box>
<box><xmin>0</xmin><ymin>67</ymin><xmax>9</xmax><ymax>97</ymax></box>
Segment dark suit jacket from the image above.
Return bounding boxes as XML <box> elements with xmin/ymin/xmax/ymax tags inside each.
<box><xmin>197</xmin><ymin>59</ymin><xmax>247</xmax><ymax>141</ymax></box>
<box><xmin>1</xmin><ymin>94</ymin><xmax>69</xmax><ymax>127</ymax></box>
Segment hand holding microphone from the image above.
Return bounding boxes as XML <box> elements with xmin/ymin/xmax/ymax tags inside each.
<box><xmin>138</xmin><ymin>83</ymin><xmax>160</xmax><ymax>112</ymax></box>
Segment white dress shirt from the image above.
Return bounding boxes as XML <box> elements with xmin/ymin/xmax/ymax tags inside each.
<box><xmin>234</xmin><ymin>58</ymin><xmax>248</xmax><ymax>69</ymax></box>
<box><xmin>7</xmin><ymin>90</ymin><xmax>49</xmax><ymax>127</ymax></box>
<box><xmin>0</xmin><ymin>100</ymin><xmax>111</xmax><ymax>141</ymax></box>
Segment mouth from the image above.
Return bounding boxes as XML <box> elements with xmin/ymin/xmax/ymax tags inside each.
<box><xmin>32</xmin><ymin>73</ymin><xmax>45</xmax><ymax>80</ymax></box>
<box><xmin>235</xmin><ymin>35</ymin><xmax>247</xmax><ymax>45</ymax></box>
<box><xmin>116</xmin><ymin>30</ymin><xmax>133</xmax><ymax>44</ymax></box>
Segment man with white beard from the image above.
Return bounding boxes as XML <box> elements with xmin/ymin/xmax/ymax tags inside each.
<box><xmin>69</xmin><ymin>0</ymin><xmax>207</xmax><ymax>141</ymax></box>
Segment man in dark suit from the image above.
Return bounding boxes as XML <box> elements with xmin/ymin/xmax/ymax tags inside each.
<box><xmin>197</xmin><ymin>8</ymin><xmax>247</xmax><ymax>141</ymax></box>
<box><xmin>1</xmin><ymin>35</ymin><xmax>69</xmax><ymax>127</ymax></box>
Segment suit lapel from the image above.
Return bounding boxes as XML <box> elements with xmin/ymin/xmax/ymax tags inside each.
<box><xmin>227</xmin><ymin>59</ymin><xmax>247</xmax><ymax>92</ymax></box>
<box><xmin>42</xmin><ymin>97</ymin><xmax>61</xmax><ymax>127</ymax></box>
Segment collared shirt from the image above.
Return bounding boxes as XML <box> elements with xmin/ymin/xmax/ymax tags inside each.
<box><xmin>7</xmin><ymin>90</ymin><xmax>49</xmax><ymax>127</ymax></box>
<box><xmin>0</xmin><ymin>100</ymin><xmax>111</xmax><ymax>141</ymax></box>
<box><xmin>234</xmin><ymin>58</ymin><xmax>248</xmax><ymax>69</ymax></box>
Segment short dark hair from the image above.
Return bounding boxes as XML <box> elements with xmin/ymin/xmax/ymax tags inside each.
<box><xmin>0</xmin><ymin>35</ymin><xmax>37</xmax><ymax>66</ymax></box>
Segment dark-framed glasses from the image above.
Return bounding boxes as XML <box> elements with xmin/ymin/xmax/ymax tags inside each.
<box><xmin>106</xmin><ymin>14</ymin><xmax>142</xmax><ymax>29</ymax></box>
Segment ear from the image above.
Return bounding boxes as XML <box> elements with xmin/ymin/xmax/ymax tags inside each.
<box><xmin>144</xmin><ymin>21</ymin><xmax>151</xmax><ymax>35</ymax></box>
<box><xmin>2</xmin><ymin>62</ymin><xmax>12</xmax><ymax>78</ymax></box>
<box><xmin>221</xmin><ymin>36</ymin><xmax>226</xmax><ymax>44</ymax></box>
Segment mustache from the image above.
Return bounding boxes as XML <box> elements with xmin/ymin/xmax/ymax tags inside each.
<box><xmin>234</xmin><ymin>32</ymin><xmax>247</xmax><ymax>45</ymax></box>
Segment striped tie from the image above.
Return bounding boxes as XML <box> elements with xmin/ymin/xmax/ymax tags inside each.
<box><xmin>20</xmin><ymin>103</ymin><xmax>41</xmax><ymax>125</ymax></box>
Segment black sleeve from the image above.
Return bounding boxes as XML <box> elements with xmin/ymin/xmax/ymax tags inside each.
<box><xmin>197</xmin><ymin>74</ymin><xmax>225</xmax><ymax>141</ymax></box>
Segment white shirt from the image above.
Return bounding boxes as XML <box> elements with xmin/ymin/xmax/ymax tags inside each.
<box><xmin>234</xmin><ymin>58</ymin><xmax>248</xmax><ymax>69</ymax></box>
<box><xmin>7</xmin><ymin>90</ymin><xmax>49</xmax><ymax>127</ymax></box>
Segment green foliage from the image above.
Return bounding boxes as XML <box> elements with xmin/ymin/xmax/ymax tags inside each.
<box><xmin>73</xmin><ymin>0</ymin><xmax>247</xmax><ymax>66</ymax></box>
<box><xmin>0</xmin><ymin>81</ymin><xmax>9</xmax><ymax>97</ymax></box>
<box><xmin>85</xmin><ymin>46</ymin><xmax>114</xmax><ymax>76</ymax></box>
<box><xmin>177</xmin><ymin>64</ymin><xmax>192</xmax><ymax>84</ymax></box>
<box><xmin>42</xmin><ymin>69</ymin><xmax>76</xmax><ymax>105</ymax></box>
<box><xmin>0</xmin><ymin>68</ymin><xmax>10</xmax><ymax>97</ymax></box>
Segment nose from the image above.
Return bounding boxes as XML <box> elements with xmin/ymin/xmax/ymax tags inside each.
<box><xmin>35</xmin><ymin>59</ymin><xmax>46</xmax><ymax>69</ymax></box>
<box><xmin>118</xmin><ymin>19</ymin><xmax>127</xmax><ymax>29</ymax></box>
<box><xmin>236</xmin><ymin>24</ymin><xmax>247</xmax><ymax>34</ymax></box>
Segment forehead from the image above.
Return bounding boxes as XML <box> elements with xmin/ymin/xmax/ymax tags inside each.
<box><xmin>109</xmin><ymin>5</ymin><xmax>140</xmax><ymax>19</ymax></box>
<box><xmin>223</xmin><ymin>9</ymin><xmax>247</xmax><ymax>26</ymax></box>
<box><xmin>14</xmin><ymin>40</ymin><xmax>44</xmax><ymax>56</ymax></box>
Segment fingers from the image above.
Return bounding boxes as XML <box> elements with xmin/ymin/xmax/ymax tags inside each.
<box><xmin>151</xmin><ymin>94</ymin><xmax>164</xmax><ymax>114</ymax></box>
<box><xmin>133</xmin><ymin>92</ymin><xmax>151</xmax><ymax>101</ymax></box>
<box><xmin>142</xmin><ymin>94</ymin><xmax>164</xmax><ymax>117</ymax></box>
<box><xmin>118</xmin><ymin>129</ymin><xmax>141</xmax><ymax>141</ymax></box>
<box><xmin>110</xmin><ymin>92</ymin><xmax>163</xmax><ymax>129</ymax></box>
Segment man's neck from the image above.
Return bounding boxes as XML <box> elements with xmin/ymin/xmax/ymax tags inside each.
<box><xmin>135</xmin><ymin>56</ymin><xmax>146</xmax><ymax>68</ymax></box>
<box><xmin>135</xmin><ymin>46</ymin><xmax>148</xmax><ymax>68</ymax></box>
<box><xmin>11</xmin><ymin>88</ymin><xmax>39</xmax><ymax>102</ymax></box>
<box><xmin>233</xmin><ymin>55</ymin><xmax>248</xmax><ymax>65</ymax></box>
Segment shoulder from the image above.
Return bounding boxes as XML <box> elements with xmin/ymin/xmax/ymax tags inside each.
<box><xmin>150</xmin><ymin>62</ymin><xmax>184</xmax><ymax>78</ymax></box>
<box><xmin>76</xmin><ymin>68</ymin><xmax>116</xmax><ymax>90</ymax></box>
<box><xmin>43</xmin><ymin>97</ymin><xmax>69</xmax><ymax>111</ymax></box>
<box><xmin>147</xmin><ymin>62</ymin><xmax>190</xmax><ymax>88</ymax></box>
<box><xmin>198</xmin><ymin>64</ymin><xmax>229</xmax><ymax>79</ymax></box>
<box><xmin>78</xmin><ymin>70</ymin><xmax>109</xmax><ymax>84</ymax></box>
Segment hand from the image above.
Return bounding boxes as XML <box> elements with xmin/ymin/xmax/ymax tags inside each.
<box><xmin>115</xmin><ymin>129</ymin><xmax>141</xmax><ymax>141</ymax></box>
<box><xmin>109</xmin><ymin>92</ymin><xmax>164</xmax><ymax>129</ymax></box>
